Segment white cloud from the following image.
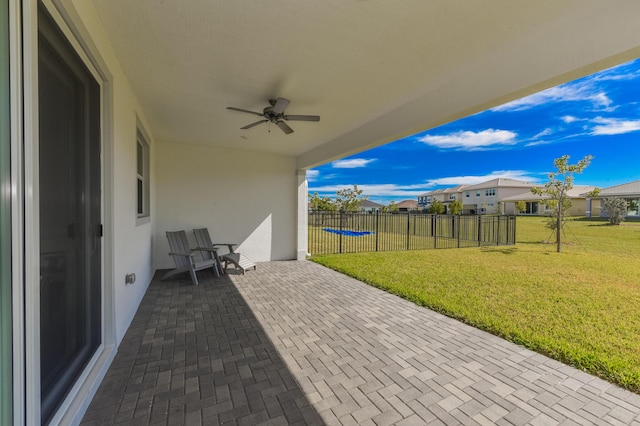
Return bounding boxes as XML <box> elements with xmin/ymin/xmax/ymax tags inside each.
<box><xmin>532</xmin><ymin>128</ymin><xmax>554</xmax><ymax>139</ymax></box>
<box><xmin>492</xmin><ymin>83</ymin><xmax>612</xmax><ymax>112</ymax></box>
<box><xmin>425</xmin><ymin>170</ymin><xmax>538</xmax><ymax>186</ymax></box>
<box><xmin>562</xmin><ymin>115</ymin><xmax>578</xmax><ymax>123</ymax></box>
<box><xmin>525</xmin><ymin>140</ymin><xmax>552</xmax><ymax>147</ymax></box>
<box><xmin>309</xmin><ymin>183</ymin><xmax>433</xmax><ymax>197</ymax></box>
<box><xmin>591</xmin><ymin>117</ymin><xmax>640</xmax><ymax>135</ymax></box>
<box><xmin>591</xmin><ymin>64</ymin><xmax>640</xmax><ymax>82</ymax></box>
<box><xmin>418</xmin><ymin>129</ymin><xmax>517</xmax><ymax>150</ymax></box>
<box><xmin>331</xmin><ymin>158</ymin><xmax>376</xmax><ymax>168</ymax></box>
<box><xmin>306</xmin><ymin>169</ymin><xmax>319</xmax><ymax>181</ymax></box>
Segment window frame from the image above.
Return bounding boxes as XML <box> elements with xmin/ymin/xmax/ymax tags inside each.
<box><xmin>136</xmin><ymin>128</ymin><xmax>150</xmax><ymax>223</ymax></box>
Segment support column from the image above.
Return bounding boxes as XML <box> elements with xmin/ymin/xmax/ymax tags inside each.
<box><xmin>296</xmin><ymin>170</ymin><xmax>308</xmax><ymax>260</ymax></box>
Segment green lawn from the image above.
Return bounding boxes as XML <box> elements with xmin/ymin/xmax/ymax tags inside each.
<box><xmin>310</xmin><ymin>216</ymin><xmax>640</xmax><ymax>392</ymax></box>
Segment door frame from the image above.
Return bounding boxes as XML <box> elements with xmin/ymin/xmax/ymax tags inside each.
<box><xmin>17</xmin><ymin>0</ymin><xmax>117</xmax><ymax>424</ymax></box>
<box><xmin>1</xmin><ymin>0</ymin><xmax>14</xmax><ymax>425</ymax></box>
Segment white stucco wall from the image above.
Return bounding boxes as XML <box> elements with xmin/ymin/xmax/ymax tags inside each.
<box><xmin>67</xmin><ymin>0</ymin><xmax>157</xmax><ymax>345</ymax></box>
<box><xmin>110</xmin><ymin>101</ymin><xmax>156</xmax><ymax>344</ymax></box>
<box><xmin>155</xmin><ymin>142</ymin><xmax>298</xmax><ymax>269</ymax></box>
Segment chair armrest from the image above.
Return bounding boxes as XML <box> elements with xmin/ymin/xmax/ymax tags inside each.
<box><xmin>168</xmin><ymin>251</ymin><xmax>194</xmax><ymax>258</ymax></box>
<box><xmin>194</xmin><ymin>247</ymin><xmax>219</xmax><ymax>254</ymax></box>
<box><xmin>212</xmin><ymin>243</ymin><xmax>237</xmax><ymax>252</ymax></box>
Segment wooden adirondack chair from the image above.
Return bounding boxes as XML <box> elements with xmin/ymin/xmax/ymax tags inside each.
<box><xmin>193</xmin><ymin>228</ymin><xmax>256</xmax><ymax>274</ymax></box>
<box><xmin>162</xmin><ymin>230</ymin><xmax>221</xmax><ymax>285</ymax></box>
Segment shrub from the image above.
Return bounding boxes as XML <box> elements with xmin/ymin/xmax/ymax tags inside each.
<box><xmin>429</xmin><ymin>200</ymin><xmax>445</xmax><ymax>214</ymax></box>
<box><xmin>602</xmin><ymin>197</ymin><xmax>627</xmax><ymax>225</ymax></box>
<box><xmin>449</xmin><ymin>199</ymin><xmax>463</xmax><ymax>215</ymax></box>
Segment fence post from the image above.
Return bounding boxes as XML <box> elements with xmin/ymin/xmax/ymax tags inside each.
<box><xmin>375</xmin><ymin>210</ymin><xmax>379</xmax><ymax>252</ymax></box>
<box><xmin>457</xmin><ymin>216</ymin><xmax>461</xmax><ymax>248</ymax></box>
<box><xmin>433</xmin><ymin>215</ymin><xmax>438</xmax><ymax>249</ymax></box>
<box><xmin>339</xmin><ymin>211</ymin><xmax>343</xmax><ymax>253</ymax></box>
<box><xmin>496</xmin><ymin>216</ymin><xmax>501</xmax><ymax>246</ymax></box>
<box><xmin>406</xmin><ymin>213</ymin><xmax>410</xmax><ymax>250</ymax></box>
<box><xmin>477</xmin><ymin>215</ymin><xmax>482</xmax><ymax>247</ymax></box>
<box><xmin>430</xmin><ymin>214</ymin><xmax>435</xmax><ymax>237</ymax></box>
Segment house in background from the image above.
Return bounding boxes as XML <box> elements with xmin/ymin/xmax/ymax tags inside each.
<box><xmin>501</xmin><ymin>185</ymin><xmax>598</xmax><ymax>216</ymax></box>
<box><xmin>421</xmin><ymin>178</ymin><xmax>536</xmax><ymax>214</ymax></box>
<box><xmin>418</xmin><ymin>188</ymin><xmax>446</xmax><ymax>211</ymax></box>
<box><xmin>461</xmin><ymin>178</ymin><xmax>537</xmax><ymax>214</ymax></box>
<box><xmin>361</xmin><ymin>199</ymin><xmax>384</xmax><ymax>213</ymax></box>
<box><xmin>419</xmin><ymin>185</ymin><xmax>468</xmax><ymax>212</ymax></box>
<box><xmin>396</xmin><ymin>199</ymin><xmax>419</xmax><ymax>212</ymax></box>
<box><xmin>587</xmin><ymin>180</ymin><xmax>640</xmax><ymax>218</ymax></box>
<box><xmin>443</xmin><ymin>185</ymin><xmax>468</xmax><ymax>211</ymax></box>
<box><xmin>3</xmin><ymin>1</ymin><xmax>640</xmax><ymax>424</ymax></box>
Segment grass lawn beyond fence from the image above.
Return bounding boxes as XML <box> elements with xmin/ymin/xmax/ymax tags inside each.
<box><xmin>310</xmin><ymin>216</ymin><xmax>640</xmax><ymax>392</ymax></box>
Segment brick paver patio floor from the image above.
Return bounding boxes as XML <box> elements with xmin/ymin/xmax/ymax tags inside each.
<box><xmin>82</xmin><ymin>261</ymin><xmax>640</xmax><ymax>425</ymax></box>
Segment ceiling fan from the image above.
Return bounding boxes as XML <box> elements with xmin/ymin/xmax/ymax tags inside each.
<box><xmin>227</xmin><ymin>97</ymin><xmax>320</xmax><ymax>134</ymax></box>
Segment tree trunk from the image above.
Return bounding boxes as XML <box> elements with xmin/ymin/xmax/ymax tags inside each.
<box><xmin>556</xmin><ymin>206</ymin><xmax>562</xmax><ymax>253</ymax></box>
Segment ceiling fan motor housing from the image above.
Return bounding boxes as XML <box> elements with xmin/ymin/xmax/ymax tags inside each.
<box><xmin>263</xmin><ymin>106</ymin><xmax>280</xmax><ymax>121</ymax></box>
<box><xmin>227</xmin><ymin>97</ymin><xmax>319</xmax><ymax>134</ymax></box>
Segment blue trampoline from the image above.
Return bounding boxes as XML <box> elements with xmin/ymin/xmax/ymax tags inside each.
<box><xmin>322</xmin><ymin>228</ymin><xmax>374</xmax><ymax>237</ymax></box>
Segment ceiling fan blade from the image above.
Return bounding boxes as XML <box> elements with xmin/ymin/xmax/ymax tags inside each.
<box><xmin>272</xmin><ymin>97</ymin><xmax>290</xmax><ymax>115</ymax></box>
<box><xmin>241</xmin><ymin>119</ymin><xmax>268</xmax><ymax>130</ymax></box>
<box><xmin>227</xmin><ymin>106</ymin><xmax>264</xmax><ymax>117</ymax></box>
<box><xmin>276</xmin><ymin>120</ymin><xmax>294</xmax><ymax>134</ymax></box>
<box><xmin>284</xmin><ymin>114</ymin><xmax>320</xmax><ymax>122</ymax></box>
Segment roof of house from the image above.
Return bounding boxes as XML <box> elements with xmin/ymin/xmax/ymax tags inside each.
<box><xmin>396</xmin><ymin>200</ymin><xmax>418</xmax><ymax>209</ymax></box>
<box><xmin>594</xmin><ymin>180</ymin><xmax>640</xmax><ymax>197</ymax></box>
<box><xmin>419</xmin><ymin>185</ymin><xmax>469</xmax><ymax>197</ymax></box>
<box><xmin>418</xmin><ymin>188</ymin><xmax>444</xmax><ymax>196</ymax></box>
<box><xmin>464</xmin><ymin>178</ymin><xmax>537</xmax><ymax>191</ymax></box>
<box><xmin>361</xmin><ymin>199</ymin><xmax>384</xmax><ymax>208</ymax></box>
<box><xmin>500</xmin><ymin>185</ymin><xmax>597</xmax><ymax>202</ymax></box>
<box><xmin>443</xmin><ymin>185</ymin><xmax>467</xmax><ymax>194</ymax></box>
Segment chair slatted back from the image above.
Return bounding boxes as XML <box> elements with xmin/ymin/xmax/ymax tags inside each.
<box><xmin>193</xmin><ymin>228</ymin><xmax>214</xmax><ymax>261</ymax></box>
<box><xmin>166</xmin><ymin>230</ymin><xmax>192</xmax><ymax>269</ymax></box>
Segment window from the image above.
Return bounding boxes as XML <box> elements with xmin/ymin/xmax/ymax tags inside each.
<box><xmin>136</xmin><ymin>130</ymin><xmax>150</xmax><ymax>220</ymax></box>
<box><xmin>39</xmin><ymin>7</ymin><xmax>102</xmax><ymax>422</ymax></box>
<box><xmin>465</xmin><ymin>191</ymin><xmax>470</xmax><ymax>198</ymax></box>
<box><xmin>627</xmin><ymin>198</ymin><xmax>639</xmax><ymax>216</ymax></box>
<box><xmin>485</xmin><ymin>188</ymin><xmax>496</xmax><ymax>197</ymax></box>
<box><xmin>476</xmin><ymin>190</ymin><xmax>480</xmax><ymax>197</ymax></box>
<box><xmin>449</xmin><ymin>194</ymin><xmax>456</xmax><ymax>200</ymax></box>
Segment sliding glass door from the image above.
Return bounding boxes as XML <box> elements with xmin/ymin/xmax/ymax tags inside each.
<box><xmin>38</xmin><ymin>7</ymin><xmax>102</xmax><ymax>424</ymax></box>
<box><xmin>0</xmin><ymin>0</ymin><xmax>12</xmax><ymax>424</ymax></box>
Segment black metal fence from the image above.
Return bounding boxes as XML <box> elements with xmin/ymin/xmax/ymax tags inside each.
<box><xmin>308</xmin><ymin>211</ymin><xmax>516</xmax><ymax>255</ymax></box>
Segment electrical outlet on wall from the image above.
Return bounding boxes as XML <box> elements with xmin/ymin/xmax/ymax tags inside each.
<box><xmin>125</xmin><ymin>273</ymin><xmax>136</xmax><ymax>284</ymax></box>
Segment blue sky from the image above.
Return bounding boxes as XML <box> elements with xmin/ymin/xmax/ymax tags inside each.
<box><xmin>308</xmin><ymin>58</ymin><xmax>640</xmax><ymax>205</ymax></box>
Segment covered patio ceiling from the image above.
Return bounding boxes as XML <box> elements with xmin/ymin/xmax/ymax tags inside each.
<box><xmin>91</xmin><ymin>0</ymin><xmax>640</xmax><ymax>168</ymax></box>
